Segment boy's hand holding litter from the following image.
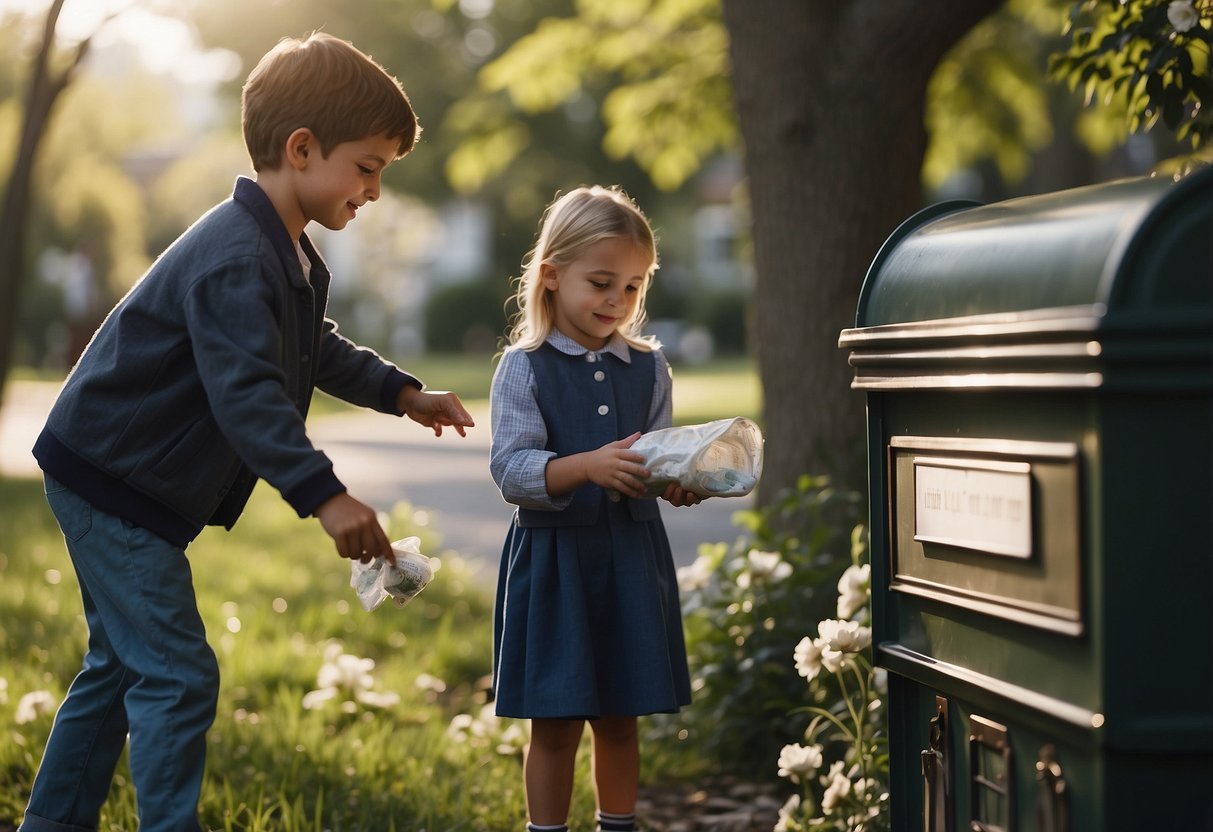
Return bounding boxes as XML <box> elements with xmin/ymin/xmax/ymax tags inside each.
<box><xmin>398</xmin><ymin>386</ymin><xmax>475</xmax><ymax>437</ymax></box>
<box><xmin>314</xmin><ymin>492</ymin><xmax>394</xmax><ymax>564</ymax></box>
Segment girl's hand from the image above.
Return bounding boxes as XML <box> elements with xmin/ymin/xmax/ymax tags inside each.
<box><xmin>582</xmin><ymin>432</ymin><xmax>650</xmax><ymax>498</ymax></box>
<box><xmin>398</xmin><ymin>386</ymin><xmax>476</xmax><ymax>437</ymax></box>
<box><xmin>661</xmin><ymin>482</ymin><xmax>703</xmax><ymax>507</ymax></box>
<box><xmin>546</xmin><ymin>432</ymin><xmax>650</xmax><ymax>498</ymax></box>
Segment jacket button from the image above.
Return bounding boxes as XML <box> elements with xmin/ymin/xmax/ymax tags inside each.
<box><xmin>594</xmin><ymin>370</ymin><xmax>605</xmax><ymax>381</ymax></box>
<box><xmin>598</xmin><ymin>405</ymin><xmax>609</xmax><ymax>415</ymax></box>
<box><xmin>301</xmin><ymin>354</ymin><xmax>310</xmax><ymax>363</ymax></box>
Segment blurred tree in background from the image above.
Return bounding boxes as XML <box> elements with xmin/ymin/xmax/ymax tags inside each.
<box><xmin>0</xmin><ymin>0</ymin><xmax>92</xmax><ymax>407</ymax></box>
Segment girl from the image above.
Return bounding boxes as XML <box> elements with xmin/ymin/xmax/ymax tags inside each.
<box><xmin>489</xmin><ymin>186</ymin><xmax>699</xmax><ymax>832</ymax></box>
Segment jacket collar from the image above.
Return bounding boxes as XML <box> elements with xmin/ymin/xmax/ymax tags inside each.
<box><xmin>232</xmin><ymin>176</ymin><xmax>323</xmax><ymax>290</ymax></box>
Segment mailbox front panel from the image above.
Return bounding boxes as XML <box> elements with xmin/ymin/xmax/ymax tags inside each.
<box><xmin>873</xmin><ymin>390</ymin><xmax>1102</xmax><ymax>718</ymax></box>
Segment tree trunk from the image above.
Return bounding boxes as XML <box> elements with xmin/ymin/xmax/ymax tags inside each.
<box><xmin>721</xmin><ymin>0</ymin><xmax>1006</xmax><ymax>502</ymax></box>
<box><xmin>0</xmin><ymin>0</ymin><xmax>88</xmax><ymax>410</ymax></box>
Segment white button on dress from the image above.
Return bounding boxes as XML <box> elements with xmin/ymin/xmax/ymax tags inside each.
<box><xmin>594</xmin><ymin>370</ymin><xmax>605</xmax><ymax>381</ymax></box>
<box><xmin>597</xmin><ymin>405</ymin><xmax>609</xmax><ymax>415</ymax></box>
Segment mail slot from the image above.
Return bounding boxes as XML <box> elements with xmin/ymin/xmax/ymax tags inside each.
<box><xmin>838</xmin><ymin>168</ymin><xmax>1213</xmax><ymax>830</ymax></box>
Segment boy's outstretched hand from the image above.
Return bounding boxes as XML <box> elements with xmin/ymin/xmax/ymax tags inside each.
<box><xmin>314</xmin><ymin>492</ymin><xmax>394</xmax><ymax>564</ymax></box>
<box><xmin>398</xmin><ymin>386</ymin><xmax>475</xmax><ymax>437</ymax></box>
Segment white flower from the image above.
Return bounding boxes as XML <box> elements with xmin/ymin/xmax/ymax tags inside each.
<box><xmin>414</xmin><ymin>673</ymin><xmax>447</xmax><ymax>693</ymax></box>
<box><xmin>737</xmin><ymin>549</ymin><xmax>793</xmax><ymax>589</ymax></box>
<box><xmin>821</xmin><ymin>765</ymin><xmax>853</xmax><ymax>814</ymax></box>
<box><xmin>15</xmin><ymin>690</ymin><xmax>57</xmax><ymax>724</ymax></box>
<box><xmin>677</xmin><ymin>554</ymin><xmax>715</xmax><ymax>592</ymax></box>
<box><xmin>495</xmin><ymin>721</ymin><xmax>529</xmax><ymax>756</ymax></box>
<box><xmin>794</xmin><ymin>636</ymin><xmax>825</xmax><ymax>681</ymax></box>
<box><xmin>303</xmin><ymin>648</ymin><xmax>397</xmax><ymax>711</ymax></box>
<box><xmin>1168</xmin><ymin>0</ymin><xmax>1199</xmax><ymax>32</ymax></box>
<box><xmin>301</xmin><ymin>687</ymin><xmax>338</xmax><ymax>710</ymax></box>
<box><xmin>817</xmin><ymin>618</ymin><xmax>872</xmax><ymax>654</ymax></box>
<box><xmin>316</xmin><ymin>652</ymin><xmax>376</xmax><ymax>694</ymax></box>
<box><xmin>446</xmin><ymin>706</ymin><xmax>526</xmax><ymax>756</ymax></box>
<box><xmin>777</xmin><ymin>742</ymin><xmax>824</xmax><ymax>783</ymax></box>
<box><xmin>812</xmin><ymin>619</ymin><xmax>871</xmax><ymax>673</ymax></box>
<box><xmin>774</xmin><ymin>794</ymin><xmax>801</xmax><ymax>832</ymax></box>
<box><xmin>355</xmin><ymin>689</ymin><xmax>401</xmax><ymax>708</ymax></box>
<box><xmin>836</xmin><ymin>563</ymin><xmax>871</xmax><ymax>620</ymax></box>
<box><xmin>446</xmin><ymin>712</ymin><xmax>475</xmax><ymax>743</ymax></box>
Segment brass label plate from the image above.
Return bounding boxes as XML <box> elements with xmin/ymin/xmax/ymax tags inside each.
<box><xmin>913</xmin><ymin>457</ymin><xmax>1032</xmax><ymax>558</ymax></box>
<box><xmin>890</xmin><ymin>436</ymin><xmax>1083</xmax><ymax>635</ymax></box>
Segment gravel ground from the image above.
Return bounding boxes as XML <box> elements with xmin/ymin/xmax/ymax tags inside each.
<box><xmin>638</xmin><ymin>777</ymin><xmax>785</xmax><ymax>831</ymax></box>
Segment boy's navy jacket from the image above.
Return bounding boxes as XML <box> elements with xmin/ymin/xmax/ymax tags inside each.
<box><xmin>33</xmin><ymin>177</ymin><xmax>421</xmax><ymax>547</ymax></box>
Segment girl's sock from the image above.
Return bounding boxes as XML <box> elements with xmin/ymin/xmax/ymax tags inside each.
<box><xmin>526</xmin><ymin>825</ymin><xmax>568</xmax><ymax>832</ymax></box>
<box><xmin>596</xmin><ymin>810</ymin><xmax>637</xmax><ymax>831</ymax></box>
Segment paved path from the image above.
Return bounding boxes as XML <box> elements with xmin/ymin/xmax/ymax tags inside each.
<box><xmin>1</xmin><ymin>381</ymin><xmax>752</xmax><ymax>583</ymax></box>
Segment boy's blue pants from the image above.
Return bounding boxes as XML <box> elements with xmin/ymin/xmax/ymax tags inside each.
<box><xmin>19</xmin><ymin>475</ymin><xmax>219</xmax><ymax>832</ymax></box>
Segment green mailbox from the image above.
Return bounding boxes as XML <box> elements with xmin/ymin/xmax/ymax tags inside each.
<box><xmin>838</xmin><ymin>168</ymin><xmax>1213</xmax><ymax>831</ymax></box>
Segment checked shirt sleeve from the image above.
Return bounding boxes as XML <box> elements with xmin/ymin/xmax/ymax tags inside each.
<box><xmin>488</xmin><ymin>348</ymin><xmax>573</xmax><ymax>512</ymax></box>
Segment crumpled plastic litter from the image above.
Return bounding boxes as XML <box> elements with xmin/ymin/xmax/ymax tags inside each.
<box><xmin>350</xmin><ymin>536</ymin><xmax>437</xmax><ymax>612</ymax></box>
<box><xmin>623</xmin><ymin>416</ymin><xmax>764</xmax><ymax>499</ymax></box>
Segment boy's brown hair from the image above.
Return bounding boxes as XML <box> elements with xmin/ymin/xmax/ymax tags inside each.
<box><xmin>241</xmin><ymin>32</ymin><xmax>418</xmax><ymax>172</ymax></box>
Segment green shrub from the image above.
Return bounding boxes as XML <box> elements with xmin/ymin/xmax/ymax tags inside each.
<box><xmin>422</xmin><ymin>278</ymin><xmax>512</xmax><ymax>354</ymax></box>
<box><xmin>652</xmin><ymin>475</ymin><xmax>865</xmax><ymax>777</ymax></box>
<box><xmin>689</xmin><ymin>288</ymin><xmax>750</xmax><ymax>355</ymax></box>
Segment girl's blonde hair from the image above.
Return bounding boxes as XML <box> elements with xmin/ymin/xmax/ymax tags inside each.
<box><xmin>506</xmin><ymin>185</ymin><xmax>660</xmax><ymax>353</ymax></box>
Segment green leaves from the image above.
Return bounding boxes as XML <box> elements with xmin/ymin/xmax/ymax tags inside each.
<box><xmin>454</xmin><ymin>0</ymin><xmax>736</xmax><ymax>191</ymax></box>
<box><xmin>1053</xmin><ymin>0</ymin><xmax>1213</xmax><ymax>150</ymax></box>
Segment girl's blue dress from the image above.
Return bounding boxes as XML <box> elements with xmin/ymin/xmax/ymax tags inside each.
<box><xmin>491</xmin><ymin>338</ymin><xmax>692</xmax><ymax>719</ymax></box>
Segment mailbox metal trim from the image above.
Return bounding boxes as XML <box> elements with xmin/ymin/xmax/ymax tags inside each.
<box><xmin>969</xmin><ymin>714</ymin><xmax>1014</xmax><ymax>832</ymax></box>
<box><xmin>880</xmin><ymin>643</ymin><xmax>1103</xmax><ymax>732</ymax></box>
<box><xmin>839</xmin><ymin>304</ymin><xmax>1106</xmax><ymax>391</ymax></box>
<box><xmin>888</xmin><ymin>436</ymin><xmax>1084</xmax><ymax>636</ymax></box>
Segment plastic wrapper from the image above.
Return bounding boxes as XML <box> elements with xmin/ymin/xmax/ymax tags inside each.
<box><xmin>350</xmin><ymin>536</ymin><xmax>437</xmax><ymax>612</ymax></box>
<box><xmin>626</xmin><ymin>416</ymin><xmax>764</xmax><ymax>499</ymax></box>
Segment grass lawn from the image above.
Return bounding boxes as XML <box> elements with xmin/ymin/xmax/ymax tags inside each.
<box><xmin>0</xmin><ymin>477</ymin><xmax>716</xmax><ymax>830</ymax></box>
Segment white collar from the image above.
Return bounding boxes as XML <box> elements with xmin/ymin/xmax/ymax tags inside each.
<box><xmin>546</xmin><ymin>330</ymin><xmax>633</xmax><ymax>364</ymax></box>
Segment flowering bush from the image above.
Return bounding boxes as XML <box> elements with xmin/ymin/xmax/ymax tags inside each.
<box><xmin>775</xmin><ymin>543</ymin><xmax>889</xmax><ymax>832</ymax></box>
<box><xmin>657</xmin><ymin>474</ymin><xmax>865</xmax><ymax>776</ymax></box>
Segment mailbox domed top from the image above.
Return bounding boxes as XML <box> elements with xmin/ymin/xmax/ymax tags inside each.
<box><xmin>855</xmin><ymin>167</ymin><xmax>1212</xmax><ymax>329</ymax></box>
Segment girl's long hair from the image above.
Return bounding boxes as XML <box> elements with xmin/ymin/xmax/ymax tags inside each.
<box><xmin>505</xmin><ymin>185</ymin><xmax>660</xmax><ymax>353</ymax></box>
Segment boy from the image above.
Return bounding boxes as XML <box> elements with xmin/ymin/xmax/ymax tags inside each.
<box><xmin>19</xmin><ymin>32</ymin><xmax>473</xmax><ymax>832</ymax></box>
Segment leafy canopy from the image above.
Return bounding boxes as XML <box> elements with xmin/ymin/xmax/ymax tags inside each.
<box><xmin>447</xmin><ymin>0</ymin><xmax>733</xmax><ymax>193</ymax></box>
<box><xmin>1052</xmin><ymin>0</ymin><xmax>1213</xmax><ymax>150</ymax></box>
